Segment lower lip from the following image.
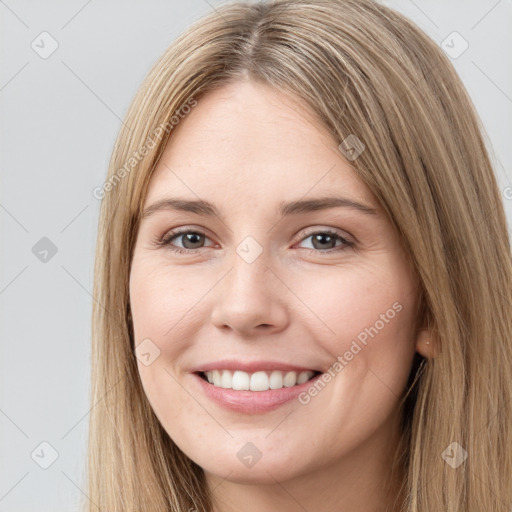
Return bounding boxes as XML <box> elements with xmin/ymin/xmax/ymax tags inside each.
<box><xmin>192</xmin><ymin>372</ymin><xmax>323</xmax><ymax>414</ymax></box>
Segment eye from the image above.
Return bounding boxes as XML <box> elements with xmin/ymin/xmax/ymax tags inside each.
<box><xmin>295</xmin><ymin>229</ymin><xmax>354</xmax><ymax>254</ymax></box>
<box><xmin>157</xmin><ymin>229</ymin><xmax>215</xmax><ymax>254</ymax></box>
<box><xmin>156</xmin><ymin>227</ymin><xmax>354</xmax><ymax>255</ymax></box>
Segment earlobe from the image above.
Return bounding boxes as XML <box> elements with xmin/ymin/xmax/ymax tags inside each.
<box><xmin>415</xmin><ymin>328</ymin><xmax>438</xmax><ymax>358</ymax></box>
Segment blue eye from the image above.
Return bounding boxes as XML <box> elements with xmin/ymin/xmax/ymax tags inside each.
<box><xmin>157</xmin><ymin>228</ymin><xmax>354</xmax><ymax>255</ymax></box>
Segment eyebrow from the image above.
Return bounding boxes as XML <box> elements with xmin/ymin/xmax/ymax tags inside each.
<box><xmin>140</xmin><ymin>195</ymin><xmax>378</xmax><ymax>220</ymax></box>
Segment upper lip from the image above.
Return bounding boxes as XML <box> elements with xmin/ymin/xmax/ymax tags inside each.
<box><xmin>191</xmin><ymin>360</ymin><xmax>321</xmax><ymax>374</ymax></box>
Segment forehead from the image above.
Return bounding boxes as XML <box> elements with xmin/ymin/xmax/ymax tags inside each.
<box><xmin>144</xmin><ymin>80</ymin><xmax>376</xmax><ymax>212</ymax></box>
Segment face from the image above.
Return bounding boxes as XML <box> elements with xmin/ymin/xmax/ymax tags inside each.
<box><xmin>129</xmin><ymin>79</ymin><xmax>422</xmax><ymax>485</ymax></box>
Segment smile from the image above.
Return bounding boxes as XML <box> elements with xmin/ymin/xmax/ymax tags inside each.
<box><xmin>198</xmin><ymin>369</ymin><xmax>320</xmax><ymax>391</ymax></box>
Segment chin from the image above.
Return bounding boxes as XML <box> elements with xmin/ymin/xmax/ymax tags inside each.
<box><xmin>182</xmin><ymin>436</ymin><xmax>311</xmax><ymax>484</ymax></box>
<box><xmin>201</xmin><ymin>458</ymin><xmax>306</xmax><ymax>485</ymax></box>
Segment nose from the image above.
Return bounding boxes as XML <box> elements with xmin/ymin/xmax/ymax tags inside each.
<box><xmin>210</xmin><ymin>249</ymin><xmax>289</xmax><ymax>337</ymax></box>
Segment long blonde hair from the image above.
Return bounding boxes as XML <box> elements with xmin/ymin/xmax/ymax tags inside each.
<box><xmin>88</xmin><ymin>1</ymin><xmax>512</xmax><ymax>510</ymax></box>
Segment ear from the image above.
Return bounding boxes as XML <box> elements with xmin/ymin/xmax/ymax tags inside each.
<box><xmin>415</xmin><ymin>327</ymin><xmax>438</xmax><ymax>359</ymax></box>
<box><xmin>413</xmin><ymin>290</ymin><xmax>438</xmax><ymax>358</ymax></box>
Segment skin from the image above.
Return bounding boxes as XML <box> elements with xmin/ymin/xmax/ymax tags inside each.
<box><xmin>129</xmin><ymin>79</ymin><xmax>433</xmax><ymax>512</ymax></box>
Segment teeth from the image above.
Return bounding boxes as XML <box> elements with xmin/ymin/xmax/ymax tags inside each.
<box><xmin>297</xmin><ymin>371</ymin><xmax>310</xmax><ymax>385</ymax></box>
<box><xmin>283</xmin><ymin>371</ymin><xmax>297</xmax><ymax>387</ymax></box>
<box><xmin>203</xmin><ymin>369</ymin><xmax>316</xmax><ymax>391</ymax></box>
<box><xmin>232</xmin><ymin>370</ymin><xmax>249</xmax><ymax>390</ymax></box>
<box><xmin>269</xmin><ymin>370</ymin><xmax>283</xmax><ymax>389</ymax></box>
<box><xmin>220</xmin><ymin>370</ymin><xmax>232</xmax><ymax>389</ymax></box>
<box><xmin>250</xmin><ymin>371</ymin><xmax>269</xmax><ymax>391</ymax></box>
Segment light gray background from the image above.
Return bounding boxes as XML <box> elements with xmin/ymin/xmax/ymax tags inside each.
<box><xmin>1</xmin><ymin>1</ymin><xmax>511</xmax><ymax>510</ymax></box>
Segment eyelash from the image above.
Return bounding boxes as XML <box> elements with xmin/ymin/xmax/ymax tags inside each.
<box><xmin>156</xmin><ymin>228</ymin><xmax>355</xmax><ymax>255</ymax></box>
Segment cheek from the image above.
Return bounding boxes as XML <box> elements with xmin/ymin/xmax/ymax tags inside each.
<box><xmin>293</xmin><ymin>263</ymin><xmax>418</xmax><ymax>396</ymax></box>
<box><xmin>129</xmin><ymin>259</ymin><xmax>205</xmax><ymax>350</ymax></box>
<box><xmin>287</xmin><ymin>270</ymin><xmax>418</xmax><ymax>459</ymax></box>
<box><xmin>291</xmin><ymin>262</ymin><xmax>416</xmax><ymax>344</ymax></box>
<box><xmin>129</xmin><ymin>259</ymin><xmax>220</xmax><ymax>426</ymax></box>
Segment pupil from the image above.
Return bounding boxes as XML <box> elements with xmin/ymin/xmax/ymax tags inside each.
<box><xmin>313</xmin><ymin>233</ymin><xmax>334</xmax><ymax>249</ymax></box>
<box><xmin>184</xmin><ymin>233</ymin><xmax>203</xmax><ymax>248</ymax></box>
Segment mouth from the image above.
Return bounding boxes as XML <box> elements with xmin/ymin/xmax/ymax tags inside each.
<box><xmin>195</xmin><ymin>369</ymin><xmax>322</xmax><ymax>391</ymax></box>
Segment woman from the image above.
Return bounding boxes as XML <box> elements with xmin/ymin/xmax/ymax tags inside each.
<box><xmin>88</xmin><ymin>1</ymin><xmax>512</xmax><ymax>510</ymax></box>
